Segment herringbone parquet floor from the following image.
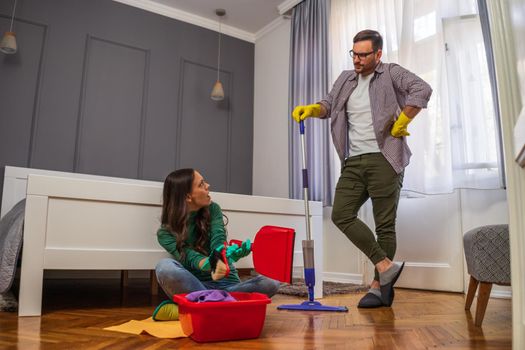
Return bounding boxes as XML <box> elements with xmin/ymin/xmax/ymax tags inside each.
<box><xmin>0</xmin><ymin>278</ymin><xmax>511</xmax><ymax>349</ymax></box>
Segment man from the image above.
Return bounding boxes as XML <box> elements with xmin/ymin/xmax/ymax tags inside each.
<box><xmin>292</xmin><ymin>30</ymin><xmax>432</xmax><ymax>308</ymax></box>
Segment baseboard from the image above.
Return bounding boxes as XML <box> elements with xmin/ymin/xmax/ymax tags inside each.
<box><xmin>290</xmin><ymin>270</ymin><xmax>365</xmax><ymax>284</ymax></box>
<box><xmin>292</xmin><ymin>266</ymin><xmax>303</xmax><ymax>279</ymax></box>
<box><xmin>490</xmin><ymin>289</ymin><xmax>512</xmax><ymax>299</ymax></box>
<box><xmin>323</xmin><ymin>272</ymin><xmax>364</xmax><ymax>285</ymax></box>
<box><xmin>43</xmin><ymin>270</ymin><xmax>151</xmax><ymax>279</ymax></box>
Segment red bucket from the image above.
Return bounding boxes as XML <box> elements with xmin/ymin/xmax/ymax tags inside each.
<box><xmin>173</xmin><ymin>292</ymin><xmax>271</xmax><ymax>342</ymax></box>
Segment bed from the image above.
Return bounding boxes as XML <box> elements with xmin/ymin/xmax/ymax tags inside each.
<box><xmin>1</xmin><ymin>166</ymin><xmax>323</xmax><ymax>316</ymax></box>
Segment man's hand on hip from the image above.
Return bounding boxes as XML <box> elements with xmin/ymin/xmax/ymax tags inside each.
<box><xmin>391</xmin><ymin>111</ymin><xmax>413</xmax><ymax>137</ymax></box>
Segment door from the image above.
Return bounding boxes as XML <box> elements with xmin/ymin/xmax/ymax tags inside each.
<box><xmin>360</xmin><ymin>191</ymin><xmax>465</xmax><ymax>292</ymax></box>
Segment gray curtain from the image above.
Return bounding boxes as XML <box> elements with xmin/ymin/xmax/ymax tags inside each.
<box><xmin>288</xmin><ymin>0</ymin><xmax>333</xmax><ymax>205</ymax></box>
<box><xmin>477</xmin><ymin>0</ymin><xmax>506</xmax><ymax>188</ymax></box>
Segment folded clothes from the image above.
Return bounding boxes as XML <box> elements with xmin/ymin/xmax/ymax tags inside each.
<box><xmin>186</xmin><ymin>289</ymin><xmax>236</xmax><ymax>303</ymax></box>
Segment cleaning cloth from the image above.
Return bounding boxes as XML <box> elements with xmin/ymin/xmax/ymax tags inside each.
<box><xmin>103</xmin><ymin>317</ymin><xmax>187</xmax><ymax>339</ymax></box>
<box><xmin>186</xmin><ymin>289</ymin><xmax>236</xmax><ymax>302</ymax></box>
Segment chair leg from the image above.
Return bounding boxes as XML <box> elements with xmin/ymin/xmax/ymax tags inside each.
<box><xmin>465</xmin><ymin>275</ymin><xmax>479</xmax><ymax>310</ymax></box>
<box><xmin>150</xmin><ymin>270</ymin><xmax>159</xmax><ymax>295</ymax></box>
<box><xmin>475</xmin><ymin>282</ymin><xmax>493</xmax><ymax>327</ymax></box>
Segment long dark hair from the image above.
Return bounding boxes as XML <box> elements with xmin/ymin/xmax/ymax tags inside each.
<box><xmin>161</xmin><ymin>168</ymin><xmax>211</xmax><ymax>259</ymax></box>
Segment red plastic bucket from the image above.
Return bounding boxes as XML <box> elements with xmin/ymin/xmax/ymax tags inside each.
<box><xmin>173</xmin><ymin>292</ymin><xmax>271</xmax><ymax>342</ymax></box>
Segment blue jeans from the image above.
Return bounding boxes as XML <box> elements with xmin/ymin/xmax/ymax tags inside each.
<box><xmin>155</xmin><ymin>258</ymin><xmax>281</xmax><ymax>298</ymax></box>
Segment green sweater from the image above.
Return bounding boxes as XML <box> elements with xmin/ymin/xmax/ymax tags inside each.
<box><xmin>157</xmin><ymin>202</ymin><xmax>240</xmax><ymax>284</ymax></box>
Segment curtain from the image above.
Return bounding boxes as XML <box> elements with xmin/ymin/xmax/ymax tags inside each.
<box><xmin>289</xmin><ymin>0</ymin><xmax>334</xmax><ymax>204</ymax></box>
<box><xmin>330</xmin><ymin>0</ymin><xmax>504</xmax><ymax>194</ymax></box>
<box><xmin>477</xmin><ymin>0</ymin><xmax>506</xmax><ymax>187</ymax></box>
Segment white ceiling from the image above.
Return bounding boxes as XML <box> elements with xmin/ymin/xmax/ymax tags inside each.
<box><xmin>113</xmin><ymin>0</ymin><xmax>298</xmax><ymax>42</ymax></box>
<box><xmin>152</xmin><ymin>0</ymin><xmax>284</xmax><ymax>33</ymax></box>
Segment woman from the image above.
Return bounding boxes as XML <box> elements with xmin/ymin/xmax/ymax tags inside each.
<box><xmin>155</xmin><ymin>168</ymin><xmax>281</xmax><ymax>298</ymax></box>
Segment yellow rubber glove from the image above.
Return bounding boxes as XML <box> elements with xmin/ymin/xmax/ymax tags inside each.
<box><xmin>292</xmin><ymin>104</ymin><xmax>322</xmax><ymax>123</ymax></box>
<box><xmin>391</xmin><ymin>111</ymin><xmax>413</xmax><ymax>137</ymax></box>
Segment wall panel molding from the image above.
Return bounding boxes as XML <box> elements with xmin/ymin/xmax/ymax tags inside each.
<box><xmin>74</xmin><ymin>34</ymin><xmax>150</xmax><ymax>178</ymax></box>
<box><xmin>23</xmin><ymin>19</ymin><xmax>48</xmax><ymax>169</ymax></box>
<box><xmin>0</xmin><ymin>15</ymin><xmax>48</xmax><ymax>168</ymax></box>
<box><xmin>0</xmin><ymin>0</ymin><xmax>254</xmax><ymax>200</ymax></box>
<box><xmin>176</xmin><ymin>58</ymin><xmax>233</xmax><ymax>191</ymax></box>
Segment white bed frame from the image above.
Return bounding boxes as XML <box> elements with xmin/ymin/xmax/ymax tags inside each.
<box><xmin>1</xmin><ymin>166</ymin><xmax>323</xmax><ymax>316</ymax></box>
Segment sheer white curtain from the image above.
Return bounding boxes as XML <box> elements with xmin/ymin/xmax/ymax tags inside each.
<box><xmin>330</xmin><ymin>0</ymin><xmax>504</xmax><ymax>194</ymax></box>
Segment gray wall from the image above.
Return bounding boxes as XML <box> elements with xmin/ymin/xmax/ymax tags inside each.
<box><xmin>0</xmin><ymin>0</ymin><xmax>254</xmax><ymax>201</ymax></box>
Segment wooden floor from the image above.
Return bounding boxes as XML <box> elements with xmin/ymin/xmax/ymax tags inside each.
<box><xmin>0</xmin><ymin>278</ymin><xmax>511</xmax><ymax>349</ymax></box>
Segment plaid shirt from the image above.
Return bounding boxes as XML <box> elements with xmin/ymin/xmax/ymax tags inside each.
<box><xmin>318</xmin><ymin>62</ymin><xmax>432</xmax><ymax>173</ymax></box>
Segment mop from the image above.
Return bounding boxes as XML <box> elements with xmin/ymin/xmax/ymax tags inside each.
<box><xmin>277</xmin><ymin>120</ymin><xmax>348</xmax><ymax>312</ymax></box>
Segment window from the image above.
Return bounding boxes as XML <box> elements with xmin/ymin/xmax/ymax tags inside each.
<box><xmin>443</xmin><ymin>14</ymin><xmax>503</xmax><ymax>188</ymax></box>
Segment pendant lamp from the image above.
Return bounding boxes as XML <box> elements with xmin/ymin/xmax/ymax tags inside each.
<box><xmin>211</xmin><ymin>9</ymin><xmax>226</xmax><ymax>101</ymax></box>
<box><xmin>0</xmin><ymin>0</ymin><xmax>18</xmax><ymax>54</ymax></box>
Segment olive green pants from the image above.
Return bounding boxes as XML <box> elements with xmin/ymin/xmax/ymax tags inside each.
<box><xmin>331</xmin><ymin>153</ymin><xmax>404</xmax><ymax>282</ymax></box>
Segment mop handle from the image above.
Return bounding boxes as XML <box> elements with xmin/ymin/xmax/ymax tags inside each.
<box><xmin>299</xmin><ymin>121</ymin><xmax>312</xmax><ymax>241</ymax></box>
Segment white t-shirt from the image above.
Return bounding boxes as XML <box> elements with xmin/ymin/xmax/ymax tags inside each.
<box><xmin>346</xmin><ymin>73</ymin><xmax>380</xmax><ymax>156</ymax></box>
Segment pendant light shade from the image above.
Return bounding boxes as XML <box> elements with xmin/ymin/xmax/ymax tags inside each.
<box><xmin>1</xmin><ymin>0</ymin><xmax>18</xmax><ymax>55</ymax></box>
<box><xmin>0</xmin><ymin>32</ymin><xmax>17</xmax><ymax>54</ymax></box>
<box><xmin>211</xmin><ymin>9</ymin><xmax>226</xmax><ymax>101</ymax></box>
<box><xmin>211</xmin><ymin>80</ymin><xmax>225</xmax><ymax>101</ymax></box>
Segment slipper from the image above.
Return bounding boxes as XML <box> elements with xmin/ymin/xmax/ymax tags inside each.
<box><xmin>380</xmin><ymin>262</ymin><xmax>405</xmax><ymax>307</ymax></box>
<box><xmin>357</xmin><ymin>292</ymin><xmax>384</xmax><ymax>308</ymax></box>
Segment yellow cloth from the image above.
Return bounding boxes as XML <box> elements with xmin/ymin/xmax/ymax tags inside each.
<box><xmin>104</xmin><ymin>317</ymin><xmax>187</xmax><ymax>339</ymax></box>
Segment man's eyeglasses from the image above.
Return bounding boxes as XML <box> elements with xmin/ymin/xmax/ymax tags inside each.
<box><xmin>349</xmin><ymin>50</ymin><xmax>376</xmax><ymax>59</ymax></box>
